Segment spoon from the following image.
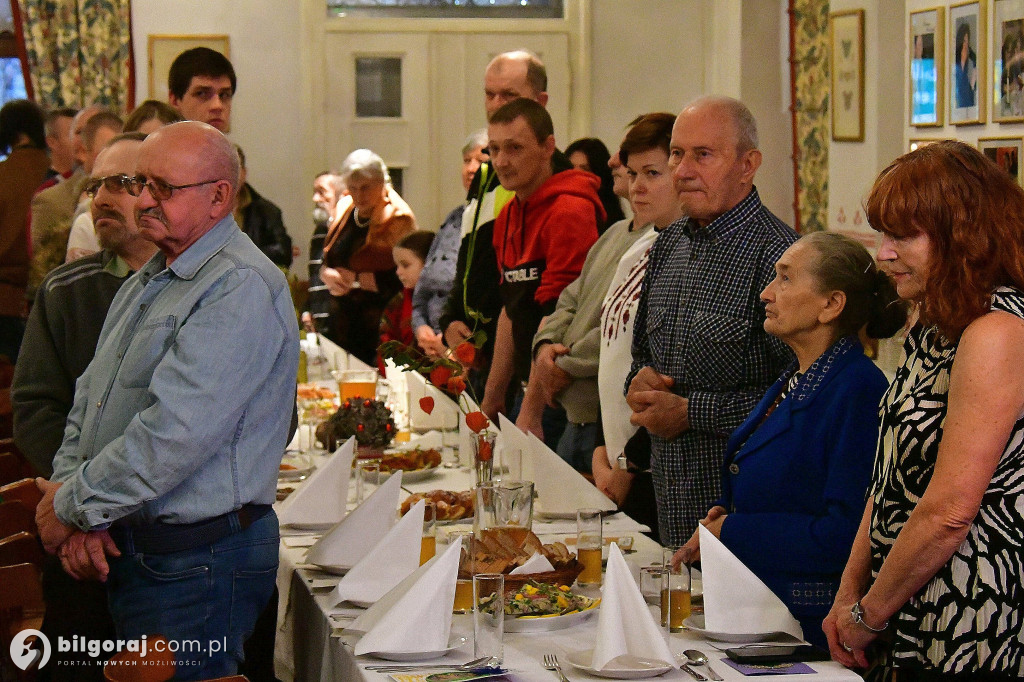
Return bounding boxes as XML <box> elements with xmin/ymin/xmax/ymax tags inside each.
<box><xmin>684</xmin><ymin>649</ymin><xmax>723</xmax><ymax>681</ymax></box>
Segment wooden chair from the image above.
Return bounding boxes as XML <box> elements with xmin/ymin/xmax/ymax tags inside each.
<box><xmin>0</xmin><ymin>531</ymin><xmax>44</xmax><ymax>568</ymax></box>
<box><xmin>0</xmin><ymin>562</ymin><xmax>45</xmax><ymax>672</ymax></box>
<box><xmin>0</xmin><ymin>500</ymin><xmax>35</xmax><ymax>539</ymax></box>
<box><xmin>103</xmin><ymin>635</ymin><xmax>175</xmax><ymax>682</ymax></box>
<box><xmin>0</xmin><ymin>478</ymin><xmax>43</xmax><ymax>511</ymax></box>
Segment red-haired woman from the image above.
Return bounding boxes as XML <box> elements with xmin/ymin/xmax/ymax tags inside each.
<box><xmin>823</xmin><ymin>140</ymin><xmax>1024</xmax><ymax>681</ymax></box>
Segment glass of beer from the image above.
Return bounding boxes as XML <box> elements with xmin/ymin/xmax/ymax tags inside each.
<box><xmin>451</xmin><ymin>531</ymin><xmax>475</xmax><ymax>614</ymax></box>
<box><xmin>335</xmin><ymin>369</ymin><xmax>378</xmax><ymax>402</ymax></box>
<box><xmin>661</xmin><ymin>546</ymin><xmax>691</xmax><ymax>632</ymax></box>
<box><xmin>420</xmin><ymin>502</ymin><xmax>437</xmax><ymax>565</ymax></box>
<box><xmin>576</xmin><ymin>508</ymin><xmax>603</xmax><ymax>586</ymax></box>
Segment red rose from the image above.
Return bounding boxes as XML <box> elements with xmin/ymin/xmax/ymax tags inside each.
<box><xmin>419</xmin><ymin>396</ymin><xmax>435</xmax><ymax>414</ymax></box>
<box><xmin>465</xmin><ymin>411</ymin><xmax>490</xmax><ymax>434</ymax></box>
<box><xmin>455</xmin><ymin>342</ymin><xmax>476</xmax><ymax>364</ymax></box>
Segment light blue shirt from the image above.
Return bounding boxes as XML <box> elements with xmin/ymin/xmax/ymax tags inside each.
<box><xmin>51</xmin><ymin>215</ymin><xmax>299</xmax><ymax>530</ymax></box>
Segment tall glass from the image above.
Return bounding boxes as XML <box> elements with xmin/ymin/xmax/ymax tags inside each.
<box><xmin>451</xmin><ymin>531</ymin><xmax>475</xmax><ymax>614</ymax></box>
<box><xmin>420</xmin><ymin>502</ymin><xmax>437</xmax><ymax>565</ymax></box>
<box><xmin>355</xmin><ymin>459</ymin><xmax>381</xmax><ymax>504</ymax></box>
<box><xmin>335</xmin><ymin>369</ymin><xmax>378</xmax><ymax>402</ymax></box>
<box><xmin>576</xmin><ymin>508</ymin><xmax>603</xmax><ymax>586</ymax></box>
<box><xmin>472</xmin><ymin>573</ymin><xmax>504</xmax><ymax>665</ymax></box>
<box><xmin>498</xmin><ymin>446</ymin><xmax>523</xmax><ymax>482</ymax></box>
<box><xmin>661</xmin><ymin>546</ymin><xmax>691</xmax><ymax>632</ymax></box>
<box><xmin>473</xmin><ymin>432</ymin><xmax>497</xmax><ymax>485</ymax></box>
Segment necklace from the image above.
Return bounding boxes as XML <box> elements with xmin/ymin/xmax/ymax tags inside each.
<box><xmin>353</xmin><ymin>207</ymin><xmax>370</xmax><ymax>228</ymax></box>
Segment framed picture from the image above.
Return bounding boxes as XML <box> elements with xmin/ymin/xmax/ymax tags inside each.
<box><xmin>978</xmin><ymin>136</ymin><xmax>1023</xmax><ymax>184</ymax></box>
<box><xmin>949</xmin><ymin>1</ymin><xmax>986</xmax><ymax>124</ymax></box>
<box><xmin>830</xmin><ymin>9</ymin><xmax>865</xmax><ymax>141</ymax></box>
<box><xmin>909</xmin><ymin>138</ymin><xmax>947</xmax><ymax>152</ymax></box>
<box><xmin>910</xmin><ymin>7</ymin><xmax>945</xmax><ymax>126</ymax></box>
<box><xmin>992</xmin><ymin>0</ymin><xmax>1024</xmax><ymax>121</ymax></box>
<box><xmin>148</xmin><ymin>35</ymin><xmax>230</xmax><ymax>101</ymax></box>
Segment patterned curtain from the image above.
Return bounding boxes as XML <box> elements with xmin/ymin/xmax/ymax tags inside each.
<box><xmin>15</xmin><ymin>0</ymin><xmax>133</xmax><ymax>112</ymax></box>
<box><xmin>789</xmin><ymin>0</ymin><xmax>829</xmax><ymax>233</ymax></box>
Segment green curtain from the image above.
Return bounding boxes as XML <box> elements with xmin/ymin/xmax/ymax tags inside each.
<box><xmin>16</xmin><ymin>0</ymin><xmax>133</xmax><ymax>111</ymax></box>
<box><xmin>790</xmin><ymin>0</ymin><xmax>829</xmax><ymax>233</ymax></box>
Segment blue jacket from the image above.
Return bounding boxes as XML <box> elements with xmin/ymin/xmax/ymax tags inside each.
<box><xmin>716</xmin><ymin>337</ymin><xmax>886</xmax><ymax>629</ymax></box>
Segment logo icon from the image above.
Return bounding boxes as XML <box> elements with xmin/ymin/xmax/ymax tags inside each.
<box><xmin>10</xmin><ymin>629</ymin><xmax>50</xmax><ymax>670</ymax></box>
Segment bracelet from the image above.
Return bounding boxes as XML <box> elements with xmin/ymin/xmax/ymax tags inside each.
<box><xmin>850</xmin><ymin>600</ymin><xmax>888</xmax><ymax>633</ymax></box>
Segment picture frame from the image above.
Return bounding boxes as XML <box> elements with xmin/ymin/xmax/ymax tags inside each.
<box><xmin>992</xmin><ymin>0</ymin><xmax>1024</xmax><ymax>122</ymax></box>
<box><xmin>949</xmin><ymin>1</ymin><xmax>986</xmax><ymax>124</ymax></box>
<box><xmin>909</xmin><ymin>138</ymin><xmax>947</xmax><ymax>152</ymax></box>
<box><xmin>830</xmin><ymin>9</ymin><xmax>865</xmax><ymax>142</ymax></box>
<box><xmin>148</xmin><ymin>34</ymin><xmax>230</xmax><ymax>101</ymax></box>
<box><xmin>910</xmin><ymin>7</ymin><xmax>945</xmax><ymax>127</ymax></box>
<box><xmin>978</xmin><ymin>136</ymin><xmax>1024</xmax><ymax>184</ymax></box>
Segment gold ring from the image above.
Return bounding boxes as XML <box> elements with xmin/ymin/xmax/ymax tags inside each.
<box><xmin>444</xmin><ymin>348</ymin><xmax>454</xmax><ymax>358</ymax></box>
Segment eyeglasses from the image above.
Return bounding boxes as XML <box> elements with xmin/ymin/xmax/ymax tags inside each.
<box><xmin>127</xmin><ymin>175</ymin><xmax>221</xmax><ymax>201</ymax></box>
<box><xmin>84</xmin><ymin>174</ymin><xmax>135</xmax><ymax>198</ymax></box>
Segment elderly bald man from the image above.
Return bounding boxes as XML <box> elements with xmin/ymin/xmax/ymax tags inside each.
<box><xmin>34</xmin><ymin>121</ymin><xmax>299</xmax><ymax>679</ymax></box>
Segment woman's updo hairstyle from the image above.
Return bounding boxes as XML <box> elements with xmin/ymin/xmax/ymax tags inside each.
<box><xmin>801</xmin><ymin>231</ymin><xmax>908</xmax><ymax>339</ymax></box>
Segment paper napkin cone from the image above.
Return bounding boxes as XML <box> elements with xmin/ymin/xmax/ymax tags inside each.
<box><xmin>699</xmin><ymin>525</ymin><xmax>804</xmax><ymax>639</ymax></box>
<box><xmin>306</xmin><ymin>471</ymin><xmax>403</xmax><ymax>569</ymax></box>
<box><xmin>591</xmin><ymin>543</ymin><xmax>676</xmax><ymax>671</ymax></box>
<box><xmin>352</xmin><ymin>538</ymin><xmax>463</xmax><ymax>656</ymax></box>
<box><xmin>407</xmin><ymin>369</ymin><xmax>460</xmax><ymax>430</ymax></box>
<box><xmin>525</xmin><ymin>432</ymin><xmax>616</xmax><ymax>515</ymax></box>
<box><xmin>278</xmin><ymin>438</ymin><xmax>356</xmax><ymax>529</ymax></box>
<box><xmin>329</xmin><ymin>498</ymin><xmax>425</xmax><ymax>607</ymax></box>
<box><xmin>510</xmin><ymin>552</ymin><xmax>555</xmax><ymax>575</ymax></box>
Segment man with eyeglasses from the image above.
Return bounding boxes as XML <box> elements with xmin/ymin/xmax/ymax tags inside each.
<box><xmin>13</xmin><ymin>132</ymin><xmax>155</xmax><ymax>680</ymax></box>
<box><xmin>33</xmin><ymin>121</ymin><xmax>298</xmax><ymax>679</ymax></box>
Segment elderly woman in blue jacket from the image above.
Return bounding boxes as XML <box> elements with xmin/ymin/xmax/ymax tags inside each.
<box><xmin>676</xmin><ymin>231</ymin><xmax>908</xmax><ymax>647</ymax></box>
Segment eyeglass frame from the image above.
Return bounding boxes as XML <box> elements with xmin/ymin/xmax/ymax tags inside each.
<box><xmin>84</xmin><ymin>174</ymin><xmax>136</xmax><ymax>198</ymax></box>
<box><xmin>127</xmin><ymin>175</ymin><xmax>223</xmax><ymax>201</ymax></box>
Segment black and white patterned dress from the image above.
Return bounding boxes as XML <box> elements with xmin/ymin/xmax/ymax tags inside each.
<box><xmin>869</xmin><ymin>287</ymin><xmax>1024</xmax><ymax>676</ymax></box>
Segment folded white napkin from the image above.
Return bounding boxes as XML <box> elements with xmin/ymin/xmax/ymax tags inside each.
<box><xmin>407</xmin><ymin>369</ymin><xmax>460</xmax><ymax>430</ymax></box>
<box><xmin>591</xmin><ymin>543</ymin><xmax>676</xmax><ymax>671</ymax></box>
<box><xmin>306</xmin><ymin>471</ymin><xmax>403</xmax><ymax>570</ymax></box>
<box><xmin>351</xmin><ymin>538</ymin><xmax>463</xmax><ymax>656</ymax></box>
<box><xmin>329</xmin><ymin>498</ymin><xmax>425</xmax><ymax>608</ymax></box>
<box><xmin>524</xmin><ymin>432</ymin><xmax>616</xmax><ymax>515</ymax></box>
<box><xmin>392</xmin><ymin>430</ymin><xmax>443</xmax><ymax>452</ymax></box>
<box><xmin>509</xmin><ymin>551</ymin><xmax>555</xmax><ymax>575</ymax></box>
<box><xmin>699</xmin><ymin>525</ymin><xmax>804</xmax><ymax>639</ymax></box>
<box><xmin>277</xmin><ymin>438</ymin><xmax>356</xmax><ymax>529</ymax></box>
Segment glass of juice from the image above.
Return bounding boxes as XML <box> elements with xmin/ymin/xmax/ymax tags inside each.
<box><xmin>451</xmin><ymin>531</ymin><xmax>475</xmax><ymax>614</ymax></box>
<box><xmin>661</xmin><ymin>546</ymin><xmax>690</xmax><ymax>632</ymax></box>
<box><xmin>420</xmin><ymin>501</ymin><xmax>437</xmax><ymax>565</ymax></box>
<box><xmin>576</xmin><ymin>508</ymin><xmax>603</xmax><ymax>586</ymax></box>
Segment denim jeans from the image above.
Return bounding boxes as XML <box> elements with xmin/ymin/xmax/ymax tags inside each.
<box><xmin>556</xmin><ymin>421</ymin><xmax>597</xmax><ymax>474</ymax></box>
<box><xmin>106</xmin><ymin>511</ymin><xmax>279</xmax><ymax>680</ymax></box>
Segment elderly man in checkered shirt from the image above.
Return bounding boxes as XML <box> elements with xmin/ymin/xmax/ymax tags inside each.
<box><xmin>625</xmin><ymin>96</ymin><xmax>798</xmax><ymax>545</ymax></box>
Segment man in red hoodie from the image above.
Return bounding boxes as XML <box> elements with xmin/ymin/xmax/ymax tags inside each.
<box><xmin>487</xmin><ymin>98</ymin><xmax>604</xmax><ymax>426</ymax></box>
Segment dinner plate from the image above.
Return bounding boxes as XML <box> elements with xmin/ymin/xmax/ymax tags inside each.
<box><xmin>363</xmin><ymin>635</ymin><xmax>469</xmax><ymax>661</ymax></box>
<box><xmin>565</xmin><ymin>649</ymin><xmax>673</xmax><ymax>679</ymax></box>
<box><xmin>372</xmin><ymin>463</ymin><xmax>440</xmax><ymax>483</ymax></box>
<box><xmin>503</xmin><ymin>598</ymin><xmax>600</xmax><ymax>633</ymax></box>
<box><xmin>683</xmin><ymin>614</ymin><xmax>802</xmax><ymax>644</ymax></box>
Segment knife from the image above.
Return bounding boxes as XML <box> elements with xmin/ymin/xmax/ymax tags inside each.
<box><xmin>681</xmin><ymin>663</ymin><xmax>708</xmax><ymax>681</ymax></box>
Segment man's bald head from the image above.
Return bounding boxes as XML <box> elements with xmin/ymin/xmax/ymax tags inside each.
<box><xmin>484</xmin><ymin>50</ymin><xmax>548</xmax><ymax>117</ymax></box>
<box><xmin>133</xmin><ymin>121</ymin><xmax>239</xmax><ymax>262</ymax></box>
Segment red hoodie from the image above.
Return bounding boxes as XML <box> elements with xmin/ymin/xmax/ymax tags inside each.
<box><xmin>493</xmin><ymin>168</ymin><xmax>604</xmax><ymax>379</ymax></box>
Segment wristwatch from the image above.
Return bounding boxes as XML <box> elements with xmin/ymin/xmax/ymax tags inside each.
<box><xmin>617</xmin><ymin>454</ymin><xmax>629</xmax><ymax>471</ymax></box>
<box><xmin>850</xmin><ymin>600</ymin><xmax>888</xmax><ymax>633</ymax></box>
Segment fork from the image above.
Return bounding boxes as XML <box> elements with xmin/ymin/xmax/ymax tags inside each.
<box><xmin>543</xmin><ymin>653</ymin><xmax>570</xmax><ymax>682</ymax></box>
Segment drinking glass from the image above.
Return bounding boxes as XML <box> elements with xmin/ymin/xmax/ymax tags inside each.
<box><xmin>334</xmin><ymin>369</ymin><xmax>378</xmax><ymax>402</ymax></box>
<box><xmin>474</xmin><ymin>481</ymin><xmax>534</xmax><ymax>537</ymax></box>
<box><xmin>498</xmin><ymin>447</ymin><xmax>523</xmax><ymax>482</ymax></box>
<box><xmin>473</xmin><ymin>432</ymin><xmax>497</xmax><ymax>485</ymax></box>
<box><xmin>472</xmin><ymin>573</ymin><xmax>504</xmax><ymax>665</ymax></box>
<box><xmin>640</xmin><ymin>565</ymin><xmax>667</xmax><ymax>605</ymax></box>
<box><xmin>355</xmin><ymin>459</ymin><xmax>381</xmax><ymax>504</ymax></box>
<box><xmin>690</xmin><ymin>564</ymin><xmax>704</xmax><ymax>615</ymax></box>
<box><xmin>661</xmin><ymin>546</ymin><xmax>690</xmax><ymax>632</ymax></box>
<box><xmin>576</xmin><ymin>508</ymin><xmax>603</xmax><ymax>586</ymax></box>
<box><xmin>420</xmin><ymin>502</ymin><xmax>437</xmax><ymax>565</ymax></box>
<box><xmin>450</xmin><ymin>531</ymin><xmax>475</xmax><ymax>614</ymax></box>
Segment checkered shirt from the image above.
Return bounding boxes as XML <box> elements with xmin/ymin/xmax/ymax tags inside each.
<box><xmin>627</xmin><ymin>188</ymin><xmax>798</xmax><ymax>544</ymax></box>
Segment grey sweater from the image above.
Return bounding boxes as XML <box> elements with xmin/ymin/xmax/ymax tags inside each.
<box><xmin>532</xmin><ymin>218</ymin><xmax>654</xmax><ymax>423</ymax></box>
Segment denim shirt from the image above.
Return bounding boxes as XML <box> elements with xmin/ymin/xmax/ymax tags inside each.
<box><xmin>51</xmin><ymin>215</ymin><xmax>299</xmax><ymax>530</ymax></box>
